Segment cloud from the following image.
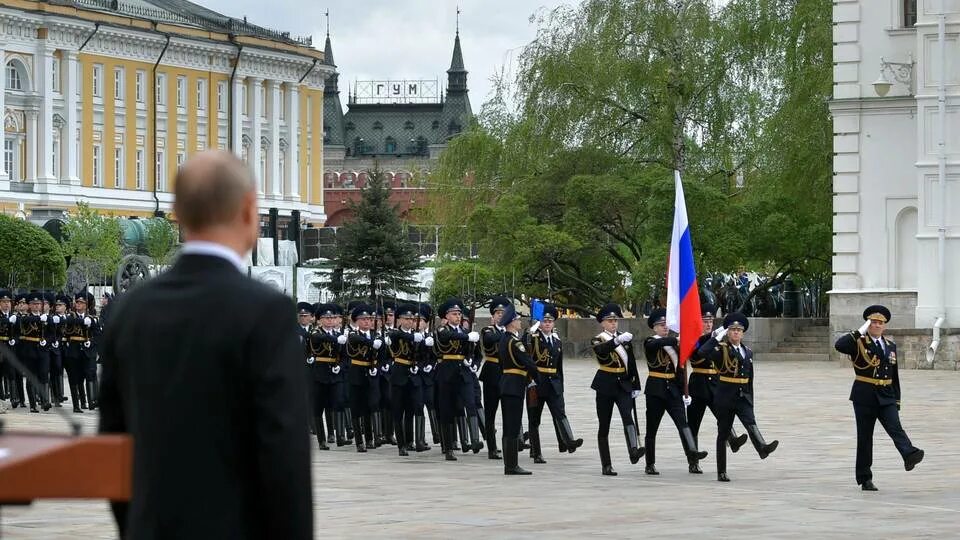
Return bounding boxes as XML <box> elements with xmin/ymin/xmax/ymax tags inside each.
<box><xmin>199</xmin><ymin>0</ymin><xmax>568</xmax><ymax>109</ymax></box>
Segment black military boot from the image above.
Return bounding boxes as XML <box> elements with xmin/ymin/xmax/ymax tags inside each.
<box><xmin>519</xmin><ymin>431</ymin><xmax>530</xmax><ymax>451</ymax></box>
<box><xmin>442</xmin><ymin>424</ymin><xmax>458</xmax><ymax>461</ymax></box>
<box><xmin>556</xmin><ymin>417</ymin><xmax>584</xmax><ymax>453</ymax></box>
<box><xmin>27</xmin><ymin>384</ymin><xmax>39</xmax><ymax>413</ymax></box>
<box><xmin>599</xmin><ymin>436</ymin><xmax>617</xmax><ymax>476</ymax></box>
<box><xmin>51</xmin><ymin>377</ymin><xmax>62</xmax><ymax>408</ymax></box>
<box><xmin>428</xmin><ymin>409</ymin><xmax>441</xmax><ymax>444</ymax></box>
<box><xmin>717</xmin><ymin>433</ymin><xmax>729</xmax><ymax>481</ymax></box>
<box><xmin>727</xmin><ymin>428</ymin><xmax>747</xmax><ymax>453</ymax></box>
<box><xmin>70</xmin><ymin>385</ymin><xmax>83</xmax><ymax>413</ymax></box>
<box><xmin>904</xmin><ymin>449</ymin><xmax>924</xmax><ymax>471</ymax></box>
<box><xmin>315</xmin><ymin>417</ymin><xmax>329</xmax><ymax>450</ymax></box>
<box><xmin>314</xmin><ymin>413</ymin><xmax>325</xmax><ymax>443</ymax></box>
<box><xmin>397</xmin><ymin>417</ymin><xmax>409</xmax><ymax>457</ymax></box>
<box><xmin>861</xmin><ymin>480</ymin><xmax>878</xmax><ymax>491</ymax></box>
<box><xmin>85</xmin><ymin>381</ymin><xmax>97</xmax><ymax>410</ymax></box>
<box><xmin>355</xmin><ymin>416</ymin><xmax>367</xmax><ymax>453</ymax></box>
<box><xmin>414</xmin><ymin>415</ymin><xmax>431</xmax><ymax>452</ymax></box>
<box><xmin>486</xmin><ymin>425</ymin><xmax>502</xmax><ymax>460</ymax></box>
<box><xmin>325</xmin><ymin>409</ymin><xmax>336</xmax><ymax>444</ymax></box>
<box><xmin>345</xmin><ymin>410</ymin><xmax>355</xmax><ymax>441</ymax></box>
<box><xmin>625</xmin><ymin>424</ymin><xmax>645</xmax><ymax>465</ymax></box>
<box><xmin>383</xmin><ymin>412</ymin><xmax>397</xmax><ymax>446</ymax></box>
<box><xmin>456</xmin><ymin>416</ymin><xmax>469</xmax><ymax>454</ymax></box>
<box><xmin>335</xmin><ymin>412</ymin><xmax>347</xmax><ymax>447</ymax></box>
<box><xmin>364</xmin><ymin>414</ymin><xmax>376</xmax><ymax>450</ymax></box>
<box><xmin>402</xmin><ymin>415</ymin><xmax>414</xmax><ymax>451</ymax></box>
<box><xmin>681</xmin><ymin>426</ymin><xmax>708</xmax><ymax>459</ymax></box>
<box><xmin>529</xmin><ymin>426</ymin><xmax>546</xmax><ymax>464</ymax></box>
<box><xmin>77</xmin><ymin>381</ymin><xmax>87</xmax><ymax>410</ymax></box>
<box><xmin>503</xmin><ymin>436</ymin><xmax>532</xmax><ymax>475</ymax></box>
<box><xmin>468</xmin><ymin>416</ymin><xmax>484</xmax><ymax>454</ymax></box>
<box><xmin>554</xmin><ymin>420</ymin><xmax>568</xmax><ymax>453</ymax></box>
<box><xmin>644</xmin><ymin>437</ymin><xmax>658</xmax><ymax>475</ymax></box>
<box><xmin>371</xmin><ymin>412</ymin><xmax>384</xmax><ymax>448</ymax></box>
<box><xmin>746</xmin><ymin>424</ymin><xmax>778</xmax><ymax>459</ymax></box>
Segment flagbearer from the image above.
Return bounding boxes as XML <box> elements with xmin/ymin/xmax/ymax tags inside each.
<box><xmin>834</xmin><ymin>305</ymin><xmax>923</xmax><ymax>491</ymax></box>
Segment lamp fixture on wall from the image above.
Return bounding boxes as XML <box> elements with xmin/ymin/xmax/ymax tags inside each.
<box><xmin>872</xmin><ymin>54</ymin><xmax>914</xmax><ymax>97</ymax></box>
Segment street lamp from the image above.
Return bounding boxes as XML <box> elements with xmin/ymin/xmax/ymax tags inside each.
<box><xmin>872</xmin><ymin>55</ymin><xmax>914</xmax><ymax>97</ymax></box>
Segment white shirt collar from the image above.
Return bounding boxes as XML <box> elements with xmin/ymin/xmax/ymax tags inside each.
<box><xmin>180</xmin><ymin>241</ymin><xmax>246</xmax><ymax>273</ymax></box>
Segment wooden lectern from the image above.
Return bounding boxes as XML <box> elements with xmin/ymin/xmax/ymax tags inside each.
<box><xmin>0</xmin><ymin>432</ymin><xmax>132</xmax><ymax>503</ymax></box>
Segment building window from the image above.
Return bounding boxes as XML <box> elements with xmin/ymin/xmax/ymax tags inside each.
<box><xmin>92</xmin><ymin>64</ymin><xmax>103</xmax><ymax>97</ymax></box>
<box><xmin>279</xmin><ymin>88</ymin><xmax>285</xmax><ymax>120</ymax></box>
<box><xmin>279</xmin><ymin>150</ymin><xmax>286</xmax><ymax>184</ymax></box>
<box><xmin>136</xmin><ymin>70</ymin><xmax>145</xmax><ymax>103</ymax></box>
<box><xmin>177</xmin><ymin>151</ymin><xmax>185</xmax><ymax>169</ymax></box>
<box><xmin>156</xmin><ymin>150</ymin><xmax>165</xmax><ymax>192</ymax></box>
<box><xmin>259</xmin><ymin>85</ymin><xmax>266</xmax><ymax>117</ymax></box>
<box><xmin>404</xmin><ymin>121</ymin><xmax>415</xmax><ymax>130</ymax></box>
<box><xmin>156</xmin><ymin>73</ymin><xmax>166</xmax><ymax>105</ymax></box>
<box><xmin>114</xmin><ymin>146</ymin><xmax>124</xmax><ymax>188</ymax></box>
<box><xmin>52</xmin><ymin>57</ymin><xmax>60</xmax><ymax>93</ymax></box>
<box><xmin>4</xmin><ymin>139</ymin><xmax>15</xmax><ymax>179</ymax></box>
<box><xmin>114</xmin><ymin>67</ymin><xmax>124</xmax><ymax>100</ymax></box>
<box><xmin>241</xmin><ymin>85</ymin><xmax>248</xmax><ymax>115</ymax></box>
<box><xmin>92</xmin><ymin>144</ymin><xmax>103</xmax><ymax>186</ymax></box>
<box><xmin>259</xmin><ymin>150</ymin><xmax>267</xmax><ymax>186</ymax></box>
<box><xmin>5</xmin><ymin>62</ymin><xmax>22</xmax><ymax>90</ymax></box>
<box><xmin>197</xmin><ymin>79</ymin><xmax>206</xmax><ymax>110</ymax></box>
<box><xmin>176</xmin><ymin>76</ymin><xmax>186</xmax><ymax>108</ymax></box>
<box><xmin>136</xmin><ymin>148</ymin><xmax>145</xmax><ymax>190</ymax></box>
<box><xmin>384</xmin><ymin>137</ymin><xmax>397</xmax><ymax>154</ymax></box>
<box><xmin>52</xmin><ymin>138</ymin><xmax>60</xmax><ymax>179</ymax></box>
<box><xmin>904</xmin><ymin>0</ymin><xmax>917</xmax><ymax>27</ymax></box>
<box><xmin>373</xmin><ymin>121</ymin><xmax>383</xmax><ymax>131</ymax></box>
<box><xmin>217</xmin><ymin>82</ymin><xmax>226</xmax><ymax>112</ymax></box>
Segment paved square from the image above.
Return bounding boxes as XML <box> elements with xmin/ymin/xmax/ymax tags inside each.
<box><xmin>1</xmin><ymin>360</ymin><xmax>957</xmax><ymax>538</ymax></box>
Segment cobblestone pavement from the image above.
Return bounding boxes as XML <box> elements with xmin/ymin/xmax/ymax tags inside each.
<box><xmin>1</xmin><ymin>360</ymin><xmax>958</xmax><ymax>539</ymax></box>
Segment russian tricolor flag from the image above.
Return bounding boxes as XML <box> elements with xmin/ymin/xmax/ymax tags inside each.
<box><xmin>666</xmin><ymin>170</ymin><xmax>702</xmax><ymax>368</ymax></box>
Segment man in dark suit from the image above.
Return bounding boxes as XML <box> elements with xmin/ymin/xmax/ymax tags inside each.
<box><xmin>98</xmin><ymin>151</ymin><xmax>313</xmax><ymax>540</ymax></box>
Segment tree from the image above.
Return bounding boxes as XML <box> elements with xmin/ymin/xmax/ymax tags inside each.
<box><xmin>60</xmin><ymin>202</ymin><xmax>123</xmax><ymax>288</ymax></box>
<box><xmin>143</xmin><ymin>217</ymin><xmax>178</xmax><ymax>266</ymax></box>
<box><xmin>333</xmin><ymin>167</ymin><xmax>422</xmax><ymax>300</ymax></box>
<box><xmin>0</xmin><ymin>214</ymin><xmax>67</xmax><ymax>290</ymax></box>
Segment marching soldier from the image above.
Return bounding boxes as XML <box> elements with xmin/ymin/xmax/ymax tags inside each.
<box><xmin>297</xmin><ymin>302</ymin><xmax>319</xmax><ymax>436</ymax></box>
<box><xmin>375</xmin><ymin>302</ymin><xmax>397</xmax><ymax>446</ymax></box>
<box><xmin>497</xmin><ymin>304</ymin><xmax>540</xmax><ymax>475</ymax></box>
<box><xmin>686</xmin><ymin>304</ymin><xmax>747</xmax><ymax>473</ymax></box>
<box><xmin>698</xmin><ymin>313</ymin><xmax>778</xmax><ymax>482</ymax></box>
<box><xmin>7</xmin><ymin>292</ymin><xmax>27</xmax><ymax>408</ymax></box>
<box><xmin>417</xmin><ymin>304</ymin><xmax>441</xmax><ymax>446</ymax></box>
<box><xmin>306</xmin><ymin>303</ymin><xmax>347</xmax><ymax>450</ymax></box>
<box><xmin>16</xmin><ymin>291</ymin><xmax>52</xmax><ymax>412</ymax></box>
<box><xmin>73</xmin><ymin>292</ymin><xmax>100</xmax><ymax>409</ymax></box>
<box><xmin>0</xmin><ymin>289</ymin><xmax>15</xmax><ymax>404</ymax></box>
<box><xmin>62</xmin><ymin>294</ymin><xmax>96</xmax><ymax>412</ymax></box>
<box><xmin>431</xmin><ymin>298</ymin><xmax>483</xmax><ymax>460</ymax></box>
<box><xmin>47</xmin><ymin>294</ymin><xmax>67</xmax><ymax>407</ymax></box>
<box><xmin>834</xmin><ymin>305</ymin><xmax>924</xmax><ymax>491</ymax></box>
<box><xmin>479</xmin><ymin>297</ymin><xmax>510</xmax><ymax>460</ymax></box>
<box><xmin>387</xmin><ymin>304</ymin><xmax>429</xmax><ymax>456</ymax></box>
<box><xmin>346</xmin><ymin>303</ymin><xmax>381</xmax><ymax>452</ymax></box>
<box><xmin>641</xmin><ymin>308</ymin><xmax>707</xmax><ymax>475</ymax></box>
<box><xmin>525</xmin><ymin>303</ymin><xmax>583</xmax><ymax>464</ymax></box>
<box><xmin>590</xmin><ymin>303</ymin><xmax>644</xmax><ymax>476</ymax></box>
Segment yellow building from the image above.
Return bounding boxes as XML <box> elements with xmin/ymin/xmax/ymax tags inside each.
<box><xmin>0</xmin><ymin>0</ymin><xmax>330</xmax><ymax>223</ymax></box>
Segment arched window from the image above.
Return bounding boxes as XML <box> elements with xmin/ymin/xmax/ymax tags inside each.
<box><xmin>404</xmin><ymin>121</ymin><xmax>414</xmax><ymax>130</ymax></box>
<box><xmin>384</xmin><ymin>136</ymin><xmax>397</xmax><ymax>154</ymax></box>
<box><xmin>5</xmin><ymin>61</ymin><xmax>24</xmax><ymax>91</ymax></box>
<box><xmin>372</xmin><ymin>121</ymin><xmax>383</xmax><ymax>131</ymax></box>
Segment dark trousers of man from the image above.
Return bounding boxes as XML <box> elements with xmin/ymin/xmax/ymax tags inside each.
<box><xmin>853</xmin><ymin>402</ymin><xmax>918</xmax><ymax>485</ymax></box>
<box><xmin>501</xmin><ymin>395</ymin><xmax>524</xmax><ymax>441</ymax></box>
<box><xmin>482</xmin><ymin>378</ymin><xmax>501</xmax><ymax>445</ymax></box>
<box><xmin>64</xmin><ymin>351</ymin><xmax>86</xmax><ymax>408</ymax></box>
<box><xmin>391</xmin><ymin>381</ymin><xmax>423</xmax><ymax>447</ymax></box>
<box><xmin>350</xmin><ymin>379</ymin><xmax>379</xmax><ymax>448</ymax></box>
<box><xmin>596</xmin><ymin>393</ymin><xmax>634</xmax><ymax>438</ymax></box>
<box><xmin>83</xmin><ymin>352</ymin><xmax>98</xmax><ymax>408</ymax></box>
<box><xmin>49</xmin><ymin>347</ymin><xmax>64</xmax><ymax>404</ymax></box>
<box><xmin>645</xmin><ymin>394</ymin><xmax>689</xmax><ymax>466</ymax></box>
<box><xmin>312</xmin><ymin>382</ymin><xmax>339</xmax><ymax>425</ymax></box>
<box><xmin>687</xmin><ymin>397</ymin><xmax>714</xmax><ymax>443</ymax></box>
<box><xmin>22</xmin><ymin>348</ymin><xmax>50</xmax><ymax>409</ymax></box>
<box><xmin>715</xmin><ymin>399</ymin><xmax>757</xmax><ymax>473</ymax></box>
<box><xmin>528</xmin><ymin>392</ymin><xmax>566</xmax><ymax>453</ymax></box>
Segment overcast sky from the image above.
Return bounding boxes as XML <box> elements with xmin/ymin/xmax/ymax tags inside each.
<box><xmin>201</xmin><ymin>0</ymin><xmax>570</xmax><ymax>110</ymax></box>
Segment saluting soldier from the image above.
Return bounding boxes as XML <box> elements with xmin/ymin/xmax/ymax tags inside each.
<box><xmin>698</xmin><ymin>313</ymin><xmax>778</xmax><ymax>482</ymax></box>
<box><xmin>525</xmin><ymin>303</ymin><xmax>583</xmax><ymax>464</ymax></box>
<box><xmin>431</xmin><ymin>298</ymin><xmax>483</xmax><ymax>460</ymax></box>
<box><xmin>497</xmin><ymin>304</ymin><xmax>540</xmax><ymax>475</ymax></box>
<box><xmin>478</xmin><ymin>296</ymin><xmax>509</xmax><ymax>460</ymax></box>
<box><xmin>386</xmin><ymin>303</ymin><xmax>429</xmax><ymax>456</ymax></box>
<box><xmin>834</xmin><ymin>305</ymin><xmax>923</xmax><ymax>491</ymax></box>
<box><xmin>590</xmin><ymin>303</ymin><xmax>645</xmax><ymax>476</ymax></box>
<box><xmin>641</xmin><ymin>308</ymin><xmax>708</xmax><ymax>475</ymax></box>
<box><xmin>686</xmin><ymin>304</ymin><xmax>747</xmax><ymax>473</ymax></box>
<box><xmin>346</xmin><ymin>303</ymin><xmax>382</xmax><ymax>452</ymax></box>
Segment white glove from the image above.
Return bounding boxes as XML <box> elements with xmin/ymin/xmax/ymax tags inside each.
<box><xmin>470</xmin><ymin>364</ymin><xmax>479</xmax><ymax>374</ymax></box>
<box><xmin>631</xmin><ymin>390</ymin><xmax>641</xmax><ymax>399</ymax></box>
<box><xmin>423</xmin><ymin>364</ymin><xmax>433</xmax><ymax>373</ymax></box>
<box><xmin>372</xmin><ymin>338</ymin><xmax>383</xmax><ymax>349</ymax></box>
<box><xmin>83</xmin><ymin>317</ymin><xmax>92</xmax><ymax>327</ymax></box>
<box><xmin>8</xmin><ymin>339</ymin><xmax>14</xmax><ymax>346</ymax></box>
<box><xmin>332</xmin><ymin>365</ymin><xmax>341</xmax><ymax>374</ymax></box>
<box><xmin>857</xmin><ymin>320</ymin><xmax>871</xmax><ymax>335</ymax></box>
<box><xmin>337</xmin><ymin>334</ymin><xmax>347</xmax><ymax>345</ymax></box>
<box><xmin>467</xmin><ymin>331</ymin><xmax>480</xmax><ymax>343</ymax></box>
<box><xmin>410</xmin><ymin>365</ymin><xmax>419</xmax><ymax>375</ymax></box>
<box><xmin>384</xmin><ymin>336</ymin><xmax>392</xmax><ymax>346</ymax></box>
<box><xmin>551</xmin><ymin>332</ymin><xmax>560</xmax><ymax>340</ymax></box>
<box><xmin>683</xmin><ymin>395</ymin><xmax>692</xmax><ymax>407</ymax></box>
<box><xmin>40</xmin><ymin>314</ymin><xmax>48</xmax><ymax>323</ymax></box>
<box><xmin>462</xmin><ymin>359</ymin><xmax>472</xmax><ymax>368</ymax></box>
<box><xmin>413</xmin><ymin>332</ymin><xmax>424</xmax><ymax>343</ymax></box>
<box><xmin>40</xmin><ymin>339</ymin><xmax>47</xmax><ymax>347</ymax></box>
<box><xmin>424</xmin><ymin>336</ymin><xmax>434</xmax><ymax>347</ymax></box>
<box><xmin>8</xmin><ymin>315</ymin><xmax>16</xmax><ymax>324</ymax></box>
<box><xmin>52</xmin><ymin>315</ymin><xmax>61</xmax><ymax>324</ymax></box>
<box><xmin>382</xmin><ymin>363</ymin><xmax>390</xmax><ymax>372</ymax></box>
<box><xmin>616</xmin><ymin>332</ymin><xmax>633</xmax><ymax>344</ymax></box>
<box><xmin>527</xmin><ymin>380</ymin><xmax>537</xmax><ymax>388</ymax></box>
<box><xmin>368</xmin><ymin>367</ymin><xmax>378</xmax><ymax>377</ymax></box>
<box><xmin>528</xmin><ymin>321</ymin><xmax>541</xmax><ymax>334</ymax></box>
<box><xmin>83</xmin><ymin>340</ymin><xmax>91</xmax><ymax>348</ymax></box>
<box><xmin>53</xmin><ymin>340</ymin><xmax>59</xmax><ymax>349</ymax></box>
<box><xmin>713</xmin><ymin>327</ymin><xmax>728</xmax><ymax>341</ymax></box>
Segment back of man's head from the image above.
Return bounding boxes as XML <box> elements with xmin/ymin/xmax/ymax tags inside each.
<box><xmin>173</xmin><ymin>151</ymin><xmax>258</xmax><ymax>250</ymax></box>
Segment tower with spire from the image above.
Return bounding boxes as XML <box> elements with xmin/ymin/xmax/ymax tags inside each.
<box><xmin>441</xmin><ymin>28</ymin><xmax>471</xmax><ymax>138</ymax></box>
<box><xmin>322</xmin><ymin>16</ymin><xmax>346</xmax><ymax>154</ymax></box>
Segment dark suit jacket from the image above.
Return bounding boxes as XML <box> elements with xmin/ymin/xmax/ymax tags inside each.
<box><xmin>590</xmin><ymin>332</ymin><xmax>641</xmax><ymax>397</ymax></box>
<box><xmin>98</xmin><ymin>254</ymin><xmax>313</xmax><ymax>540</ymax></box>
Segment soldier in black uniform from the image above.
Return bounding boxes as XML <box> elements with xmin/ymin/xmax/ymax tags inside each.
<box><xmin>305</xmin><ymin>303</ymin><xmax>346</xmax><ymax>450</ymax></box>
<box><xmin>62</xmin><ymin>294</ymin><xmax>96</xmax><ymax>412</ymax></box>
<box><xmin>698</xmin><ymin>313</ymin><xmax>778</xmax><ymax>482</ymax></box>
<box><xmin>431</xmin><ymin>298</ymin><xmax>483</xmax><ymax>460</ymax></box>
<box><xmin>296</xmin><ymin>302</ymin><xmax>318</xmax><ymax>436</ymax></box>
<box><xmin>386</xmin><ymin>303</ymin><xmax>429</xmax><ymax>456</ymax></box>
<box><xmin>47</xmin><ymin>294</ymin><xmax>68</xmax><ymax>407</ymax></box>
<box><xmin>15</xmin><ymin>291</ymin><xmax>52</xmax><ymax>412</ymax></box>
<box><xmin>590</xmin><ymin>303</ymin><xmax>644</xmax><ymax>476</ymax></box>
<box><xmin>641</xmin><ymin>308</ymin><xmax>707</xmax><ymax>475</ymax></box>
<box><xmin>73</xmin><ymin>292</ymin><xmax>101</xmax><ymax>409</ymax></box>
<box><xmin>497</xmin><ymin>304</ymin><xmax>540</xmax><ymax>475</ymax></box>
<box><xmin>686</xmin><ymin>304</ymin><xmax>747</xmax><ymax>473</ymax></box>
<box><xmin>478</xmin><ymin>296</ymin><xmax>509</xmax><ymax>460</ymax></box>
<box><xmin>0</xmin><ymin>289</ymin><xmax>15</xmax><ymax>404</ymax></box>
<box><xmin>418</xmin><ymin>304</ymin><xmax>441</xmax><ymax>445</ymax></box>
<box><xmin>375</xmin><ymin>302</ymin><xmax>397</xmax><ymax>446</ymax></box>
<box><xmin>834</xmin><ymin>305</ymin><xmax>923</xmax><ymax>491</ymax></box>
<box><xmin>346</xmin><ymin>303</ymin><xmax>382</xmax><ymax>452</ymax></box>
<box><xmin>525</xmin><ymin>303</ymin><xmax>582</xmax><ymax>464</ymax></box>
<box><xmin>6</xmin><ymin>293</ymin><xmax>27</xmax><ymax>408</ymax></box>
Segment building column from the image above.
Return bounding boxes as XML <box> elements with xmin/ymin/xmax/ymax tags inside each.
<box><xmin>230</xmin><ymin>75</ymin><xmax>245</xmax><ymax>158</ymax></box>
<box><xmin>25</xmin><ymin>110</ymin><xmax>37</xmax><ymax>182</ymax></box>
<box><xmin>248</xmin><ymin>77</ymin><xmax>263</xmax><ymax>195</ymax></box>
<box><xmin>63</xmin><ymin>50</ymin><xmax>79</xmax><ymax>185</ymax></box>
<box><xmin>0</xmin><ymin>44</ymin><xmax>8</xmax><ymax>188</ymax></box>
<box><xmin>285</xmin><ymin>84</ymin><xmax>300</xmax><ymax>201</ymax></box>
<box><xmin>267</xmin><ymin>80</ymin><xmax>281</xmax><ymax>199</ymax></box>
<box><xmin>36</xmin><ymin>44</ymin><xmax>55</xmax><ymax>188</ymax></box>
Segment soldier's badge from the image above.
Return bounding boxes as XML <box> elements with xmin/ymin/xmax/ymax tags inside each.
<box><xmin>889</xmin><ymin>352</ymin><xmax>896</xmax><ymax>364</ymax></box>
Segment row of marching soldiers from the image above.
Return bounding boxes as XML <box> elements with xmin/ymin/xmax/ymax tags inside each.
<box><xmin>0</xmin><ymin>289</ymin><xmax>103</xmax><ymax>413</ymax></box>
<box><xmin>295</xmin><ymin>295</ymin><xmax>779</xmax><ymax>479</ymax></box>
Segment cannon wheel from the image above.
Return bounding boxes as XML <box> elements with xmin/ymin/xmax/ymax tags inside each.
<box><xmin>114</xmin><ymin>254</ymin><xmax>152</xmax><ymax>294</ymax></box>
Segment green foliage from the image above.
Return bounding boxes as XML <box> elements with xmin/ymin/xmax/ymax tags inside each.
<box><xmin>430</xmin><ymin>261</ymin><xmax>505</xmax><ymax>309</ymax></box>
<box><xmin>0</xmin><ymin>214</ymin><xmax>67</xmax><ymax>289</ymax></box>
<box><xmin>60</xmin><ymin>202</ymin><xmax>123</xmax><ymax>284</ymax></box>
<box><xmin>429</xmin><ymin>0</ymin><xmax>833</xmax><ymax>313</ymax></box>
<box><xmin>334</xmin><ymin>167</ymin><xmax>422</xmax><ymax>300</ymax></box>
<box><xmin>143</xmin><ymin>218</ymin><xmax>178</xmax><ymax>266</ymax></box>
